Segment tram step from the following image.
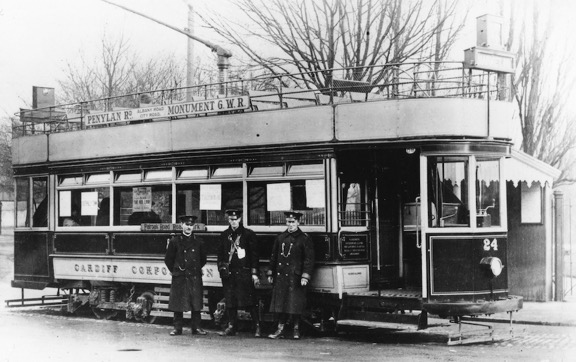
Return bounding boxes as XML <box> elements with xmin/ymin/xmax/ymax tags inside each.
<box><xmin>337</xmin><ymin>319</ymin><xmax>419</xmax><ymax>331</ymax></box>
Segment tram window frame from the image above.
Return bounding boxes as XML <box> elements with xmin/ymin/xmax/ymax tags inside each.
<box><xmin>115</xmin><ymin>172</ymin><xmax>142</xmax><ymax>184</ymax></box>
<box><xmin>175</xmin><ymin>182</ymin><xmax>243</xmax><ymax>227</ymax></box>
<box><xmin>476</xmin><ymin>158</ymin><xmax>501</xmax><ymax>228</ymax></box>
<box><xmin>57</xmin><ymin>187</ymin><xmax>111</xmax><ymax>227</ymax></box>
<box><xmin>340</xmin><ymin>181</ymin><xmax>368</xmax><ymax>228</ymax></box>
<box><xmin>212</xmin><ymin>166</ymin><xmax>243</xmax><ymax>178</ymax></box>
<box><xmin>112</xmin><ymin>185</ymin><xmax>172</xmax><ymax>226</ymax></box>
<box><xmin>85</xmin><ymin>173</ymin><xmax>110</xmax><ymax>185</ymax></box>
<box><xmin>247</xmin><ymin>179</ymin><xmax>326</xmax><ymax>229</ymax></box>
<box><xmin>520</xmin><ymin>181</ymin><xmax>543</xmax><ymax>224</ymax></box>
<box><xmin>178</xmin><ymin>167</ymin><xmax>209</xmax><ymax>180</ymax></box>
<box><xmin>15</xmin><ymin>176</ymin><xmax>49</xmax><ymax>229</ymax></box>
<box><xmin>428</xmin><ymin>156</ymin><xmax>470</xmax><ymax>228</ymax></box>
<box><xmin>144</xmin><ymin>169</ymin><xmax>173</xmax><ymax>182</ymax></box>
<box><xmin>248</xmin><ymin>164</ymin><xmax>285</xmax><ymax>178</ymax></box>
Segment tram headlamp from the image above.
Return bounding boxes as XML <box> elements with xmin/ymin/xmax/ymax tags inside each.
<box><xmin>480</xmin><ymin>257</ymin><xmax>504</xmax><ymax>278</ymax></box>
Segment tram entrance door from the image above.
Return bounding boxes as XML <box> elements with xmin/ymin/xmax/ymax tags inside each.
<box><xmin>371</xmin><ymin>166</ymin><xmax>401</xmax><ymax>288</ymax></box>
<box><xmin>370</xmin><ymin>150</ymin><xmax>421</xmax><ymax>290</ymax></box>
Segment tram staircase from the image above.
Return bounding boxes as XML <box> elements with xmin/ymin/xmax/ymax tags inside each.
<box><xmin>336</xmin><ymin>288</ymin><xmax>428</xmax><ymax>331</ymax></box>
<box><xmin>150</xmin><ymin>286</ymin><xmax>212</xmax><ymax>321</ymax></box>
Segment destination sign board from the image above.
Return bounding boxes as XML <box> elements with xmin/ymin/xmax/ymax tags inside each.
<box><xmin>85</xmin><ymin>96</ymin><xmax>250</xmax><ymax>126</ymax></box>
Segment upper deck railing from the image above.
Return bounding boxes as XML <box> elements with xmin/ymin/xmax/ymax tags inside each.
<box><xmin>13</xmin><ymin>61</ymin><xmax>511</xmax><ymax>138</ymax></box>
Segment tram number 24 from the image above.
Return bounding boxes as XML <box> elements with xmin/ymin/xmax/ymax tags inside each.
<box><xmin>483</xmin><ymin>238</ymin><xmax>499</xmax><ymax>251</ymax></box>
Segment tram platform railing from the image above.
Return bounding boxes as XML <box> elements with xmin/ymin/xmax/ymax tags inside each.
<box><xmin>12</xmin><ymin>61</ymin><xmax>512</xmax><ymax>138</ymax></box>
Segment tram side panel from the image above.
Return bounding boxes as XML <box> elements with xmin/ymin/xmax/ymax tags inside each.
<box><xmin>12</xmin><ymin>231</ymin><xmax>53</xmax><ymax>289</ymax></box>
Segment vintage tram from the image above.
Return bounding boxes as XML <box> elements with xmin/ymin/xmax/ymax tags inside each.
<box><xmin>10</xmin><ymin>60</ymin><xmax>522</xmax><ymax>341</ymax></box>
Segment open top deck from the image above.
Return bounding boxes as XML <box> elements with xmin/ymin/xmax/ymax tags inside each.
<box><xmin>12</xmin><ymin>62</ymin><xmax>514</xmax><ymax>168</ymax></box>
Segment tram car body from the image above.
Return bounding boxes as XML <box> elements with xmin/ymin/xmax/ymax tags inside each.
<box><xmin>11</xmin><ymin>62</ymin><xmax>522</xmax><ymax>331</ymax></box>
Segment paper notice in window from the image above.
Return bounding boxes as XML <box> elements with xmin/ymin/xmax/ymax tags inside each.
<box><xmin>200</xmin><ymin>184</ymin><xmax>222</xmax><ymax>210</ymax></box>
<box><xmin>133</xmin><ymin>187</ymin><xmax>152</xmax><ymax>212</ymax></box>
<box><xmin>81</xmin><ymin>191</ymin><xmax>99</xmax><ymax>216</ymax></box>
<box><xmin>267</xmin><ymin>183</ymin><xmax>291</xmax><ymax>211</ymax></box>
<box><xmin>306</xmin><ymin>180</ymin><xmax>325</xmax><ymax>208</ymax></box>
<box><xmin>59</xmin><ymin>191</ymin><xmax>71</xmax><ymax>217</ymax></box>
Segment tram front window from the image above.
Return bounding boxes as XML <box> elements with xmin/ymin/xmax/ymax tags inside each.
<box><xmin>428</xmin><ymin>157</ymin><xmax>469</xmax><ymax>227</ymax></box>
<box><xmin>476</xmin><ymin>158</ymin><xmax>500</xmax><ymax>227</ymax></box>
<box><xmin>15</xmin><ymin>177</ymin><xmax>48</xmax><ymax>228</ymax></box>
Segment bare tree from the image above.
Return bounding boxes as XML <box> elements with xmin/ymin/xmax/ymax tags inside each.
<box><xmin>200</xmin><ymin>0</ymin><xmax>467</xmax><ymax>90</ymax></box>
<box><xmin>505</xmin><ymin>0</ymin><xmax>576</xmax><ymax>186</ymax></box>
<box><xmin>0</xmin><ymin>121</ymin><xmax>13</xmax><ymax>197</ymax></box>
<box><xmin>57</xmin><ymin>34</ymin><xmax>187</xmax><ymax>107</ymax></box>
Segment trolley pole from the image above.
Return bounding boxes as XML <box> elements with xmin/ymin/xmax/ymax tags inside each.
<box><xmin>102</xmin><ymin>0</ymin><xmax>232</xmax><ymax>97</ymax></box>
<box><xmin>554</xmin><ymin>191</ymin><xmax>564</xmax><ymax>301</ymax></box>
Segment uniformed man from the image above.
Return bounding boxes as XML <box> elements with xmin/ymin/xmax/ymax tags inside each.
<box><xmin>217</xmin><ymin>209</ymin><xmax>261</xmax><ymax>337</ymax></box>
<box><xmin>164</xmin><ymin>215</ymin><xmax>207</xmax><ymax>336</ymax></box>
<box><xmin>267</xmin><ymin>211</ymin><xmax>315</xmax><ymax>339</ymax></box>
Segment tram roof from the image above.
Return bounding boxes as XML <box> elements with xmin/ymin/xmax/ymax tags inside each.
<box><xmin>505</xmin><ymin>149</ymin><xmax>561</xmax><ymax>187</ymax></box>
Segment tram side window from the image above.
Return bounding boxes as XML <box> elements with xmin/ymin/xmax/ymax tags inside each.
<box><xmin>15</xmin><ymin>177</ymin><xmax>48</xmax><ymax>227</ymax></box>
<box><xmin>58</xmin><ymin>188</ymin><xmax>110</xmax><ymax>226</ymax></box>
<box><xmin>476</xmin><ymin>159</ymin><xmax>500</xmax><ymax>227</ymax></box>
<box><xmin>428</xmin><ymin>157</ymin><xmax>469</xmax><ymax>227</ymax></box>
<box><xmin>248</xmin><ymin>180</ymin><xmax>325</xmax><ymax>226</ymax></box>
<box><xmin>113</xmin><ymin>186</ymin><xmax>171</xmax><ymax>226</ymax></box>
<box><xmin>176</xmin><ymin>183</ymin><xmax>242</xmax><ymax>225</ymax></box>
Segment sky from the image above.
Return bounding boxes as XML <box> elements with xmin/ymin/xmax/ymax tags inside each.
<box><xmin>0</xmin><ymin>0</ymin><xmax>230</xmax><ymax>118</ymax></box>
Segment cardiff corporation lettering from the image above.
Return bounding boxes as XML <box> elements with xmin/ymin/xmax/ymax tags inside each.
<box><xmin>73</xmin><ymin>263</ymin><xmax>169</xmax><ymax>276</ymax></box>
<box><xmin>85</xmin><ymin>96</ymin><xmax>249</xmax><ymax>126</ymax></box>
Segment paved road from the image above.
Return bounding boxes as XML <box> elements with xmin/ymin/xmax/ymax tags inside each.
<box><xmin>1</xmin><ymin>307</ymin><xmax>576</xmax><ymax>362</ymax></box>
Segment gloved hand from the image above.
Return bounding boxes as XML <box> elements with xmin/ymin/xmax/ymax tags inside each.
<box><xmin>301</xmin><ymin>278</ymin><xmax>308</xmax><ymax>286</ymax></box>
<box><xmin>252</xmin><ymin>274</ymin><xmax>260</xmax><ymax>286</ymax></box>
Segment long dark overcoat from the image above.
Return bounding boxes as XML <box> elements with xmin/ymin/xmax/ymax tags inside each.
<box><xmin>217</xmin><ymin>225</ymin><xmax>259</xmax><ymax>308</ymax></box>
<box><xmin>268</xmin><ymin>228</ymin><xmax>315</xmax><ymax>314</ymax></box>
<box><xmin>164</xmin><ymin>233</ymin><xmax>207</xmax><ymax>312</ymax></box>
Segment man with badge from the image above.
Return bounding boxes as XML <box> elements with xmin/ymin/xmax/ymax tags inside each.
<box><xmin>267</xmin><ymin>211</ymin><xmax>315</xmax><ymax>339</ymax></box>
<box><xmin>164</xmin><ymin>215</ymin><xmax>207</xmax><ymax>336</ymax></box>
<box><xmin>217</xmin><ymin>209</ymin><xmax>261</xmax><ymax>337</ymax></box>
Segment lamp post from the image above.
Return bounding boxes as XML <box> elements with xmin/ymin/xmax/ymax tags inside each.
<box><xmin>102</xmin><ymin>0</ymin><xmax>232</xmax><ymax>97</ymax></box>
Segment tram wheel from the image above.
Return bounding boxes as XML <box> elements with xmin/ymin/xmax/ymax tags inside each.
<box><xmin>91</xmin><ymin>307</ymin><xmax>119</xmax><ymax>320</ymax></box>
<box><xmin>134</xmin><ymin>291</ymin><xmax>158</xmax><ymax>324</ymax></box>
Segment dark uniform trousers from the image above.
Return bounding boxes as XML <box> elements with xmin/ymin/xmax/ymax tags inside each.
<box><xmin>217</xmin><ymin>225</ymin><xmax>260</xmax><ymax>333</ymax></box>
<box><xmin>165</xmin><ymin>233</ymin><xmax>207</xmax><ymax>332</ymax></box>
<box><xmin>267</xmin><ymin>228</ymin><xmax>314</xmax><ymax>338</ymax></box>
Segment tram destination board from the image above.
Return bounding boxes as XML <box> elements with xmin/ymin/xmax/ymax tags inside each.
<box><xmin>341</xmin><ymin>234</ymin><xmax>369</xmax><ymax>260</ymax></box>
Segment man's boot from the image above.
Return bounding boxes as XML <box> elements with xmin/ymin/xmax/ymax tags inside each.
<box><xmin>267</xmin><ymin>323</ymin><xmax>285</xmax><ymax>339</ymax></box>
<box><xmin>191</xmin><ymin>312</ymin><xmax>207</xmax><ymax>335</ymax></box>
<box><xmin>254</xmin><ymin>322</ymin><xmax>261</xmax><ymax>337</ymax></box>
<box><xmin>293</xmin><ymin>319</ymin><xmax>300</xmax><ymax>339</ymax></box>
